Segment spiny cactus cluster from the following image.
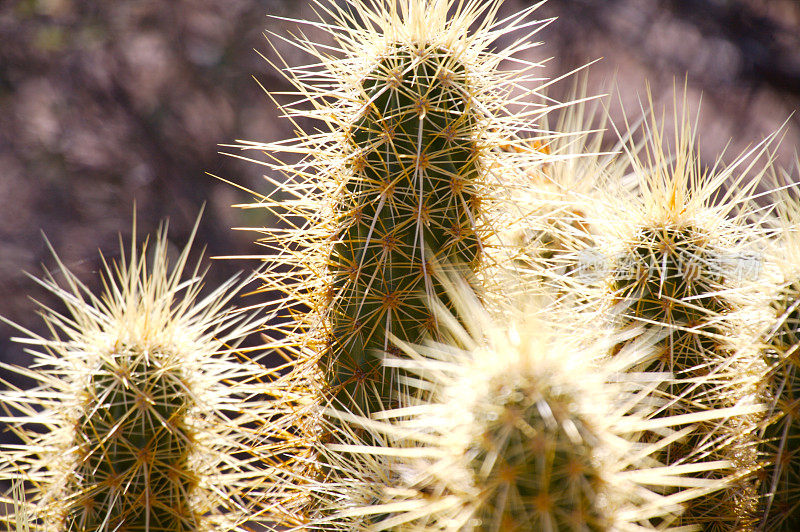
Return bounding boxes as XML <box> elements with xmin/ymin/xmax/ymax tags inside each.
<box><xmin>315</xmin><ymin>282</ymin><xmax>745</xmax><ymax>531</ymax></box>
<box><xmin>241</xmin><ymin>0</ymin><xmax>798</xmax><ymax>529</ymax></box>
<box><xmin>2</xmin><ymin>0</ymin><xmax>799</xmax><ymax>531</ymax></box>
<box><xmin>0</xmin><ymin>218</ymin><xmax>270</xmax><ymax>531</ymax></box>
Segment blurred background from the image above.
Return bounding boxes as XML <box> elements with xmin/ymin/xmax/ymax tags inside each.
<box><xmin>0</xmin><ymin>0</ymin><xmax>798</xmax><ymax>444</ymax></box>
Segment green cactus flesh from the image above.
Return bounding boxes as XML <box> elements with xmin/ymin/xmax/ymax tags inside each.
<box><xmin>65</xmin><ymin>346</ymin><xmax>198</xmax><ymax>531</ymax></box>
<box><xmin>325</xmin><ymin>44</ymin><xmax>480</xmax><ymax>415</ymax></box>
<box><xmin>762</xmin><ymin>280</ymin><xmax>800</xmax><ymax>530</ymax></box>
<box><xmin>469</xmin><ymin>372</ymin><xmax>605</xmax><ymax>531</ymax></box>
<box><xmin>610</xmin><ymin>225</ymin><xmax>760</xmax><ymax>529</ymax></box>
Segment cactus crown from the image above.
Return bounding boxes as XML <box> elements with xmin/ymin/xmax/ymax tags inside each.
<box><xmin>462</xmin><ymin>326</ymin><xmax>607</xmax><ymax>531</ymax></box>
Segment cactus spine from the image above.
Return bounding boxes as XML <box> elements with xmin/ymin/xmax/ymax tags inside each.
<box><xmin>0</xmin><ymin>219</ymin><xmax>267</xmax><ymax>531</ymax></box>
<box><xmin>600</xmin><ymin>99</ymin><xmax>775</xmax><ymax>529</ymax></box>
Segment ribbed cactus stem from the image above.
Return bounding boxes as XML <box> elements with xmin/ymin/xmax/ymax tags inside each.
<box><xmin>609</xmin><ymin>223</ymin><xmax>758</xmax><ymax>527</ymax></box>
<box><xmin>327</xmin><ymin>43</ymin><xmax>480</xmax><ymax>415</ymax></box>
<box><xmin>67</xmin><ymin>347</ymin><xmax>197</xmax><ymax>530</ymax></box>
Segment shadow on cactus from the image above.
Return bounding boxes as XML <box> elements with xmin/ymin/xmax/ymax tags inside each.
<box><xmin>0</xmin><ymin>214</ymin><xmax>270</xmax><ymax>531</ymax></box>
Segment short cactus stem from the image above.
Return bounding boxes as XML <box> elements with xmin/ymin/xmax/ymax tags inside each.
<box><xmin>608</xmin><ymin>223</ymin><xmax>764</xmax><ymax>527</ymax></box>
<box><xmin>493</xmin><ymin>83</ymin><xmax>626</xmax><ymax>299</ymax></box>
<box><xmin>464</xmin><ymin>339</ymin><xmax>608</xmax><ymax>531</ymax></box>
<box><xmin>0</xmin><ymin>218</ymin><xmax>268</xmax><ymax>531</ymax></box>
<box><xmin>598</xmin><ymin>99</ymin><xmax>778</xmax><ymax>530</ymax></box>
<box><xmin>67</xmin><ymin>346</ymin><xmax>198</xmax><ymax>530</ymax></box>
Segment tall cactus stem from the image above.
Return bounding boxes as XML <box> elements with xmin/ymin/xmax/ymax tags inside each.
<box><xmin>234</xmin><ymin>0</ymin><xmax>575</xmax><ymax>525</ymax></box>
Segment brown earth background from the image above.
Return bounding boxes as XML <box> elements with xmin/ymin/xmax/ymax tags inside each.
<box><xmin>0</xmin><ymin>0</ymin><xmax>799</xmax><ymax>481</ymax></box>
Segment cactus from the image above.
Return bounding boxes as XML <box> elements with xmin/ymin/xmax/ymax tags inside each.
<box><xmin>246</xmin><ymin>0</ymin><xmax>556</xmax><ymax>415</ymax></box>
<box><xmin>443</xmin><ymin>309</ymin><xmax>634</xmax><ymax>531</ymax></box>
<box><xmin>325</xmin><ymin>38</ymin><xmax>484</xmax><ymax>415</ymax></box>
<box><xmin>0</xmin><ymin>217</ymin><xmax>268</xmax><ymax>531</ymax></box>
<box><xmin>598</xmin><ymin>96</ymin><xmax>777</xmax><ymax>529</ymax></box>
<box><xmin>236</xmin><ymin>0</ymin><xmax>569</xmax><ymax>525</ymax></box>
<box><xmin>760</xmin><ymin>175</ymin><xmax>800</xmax><ymax>530</ymax></box>
<box><xmin>494</xmin><ymin>79</ymin><xmax>627</xmax><ymax>297</ymax></box>
<box><xmin>1</xmin><ymin>1</ymin><xmax>798</xmax><ymax>529</ymax></box>
<box><xmin>314</xmin><ymin>280</ymin><xmax>732</xmax><ymax>531</ymax></box>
